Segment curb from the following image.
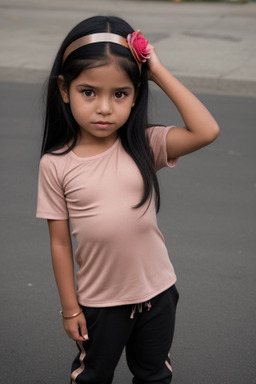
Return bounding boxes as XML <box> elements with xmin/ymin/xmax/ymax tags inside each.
<box><xmin>1</xmin><ymin>66</ymin><xmax>255</xmax><ymax>97</ymax></box>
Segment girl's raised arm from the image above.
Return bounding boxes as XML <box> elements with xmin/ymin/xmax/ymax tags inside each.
<box><xmin>48</xmin><ymin>219</ymin><xmax>88</xmax><ymax>342</ymax></box>
<box><xmin>147</xmin><ymin>45</ymin><xmax>220</xmax><ymax>160</ymax></box>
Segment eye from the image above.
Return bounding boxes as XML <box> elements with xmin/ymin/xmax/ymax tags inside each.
<box><xmin>83</xmin><ymin>90</ymin><xmax>95</xmax><ymax>97</ymax></box>
<box><xmin>115</xmin><ymin>91</ymin><xmax>127</xmax><ymax>99</ymax></box>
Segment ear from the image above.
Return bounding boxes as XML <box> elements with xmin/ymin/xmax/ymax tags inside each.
<box><xmin>57</xmin><ymin>75</ymin><xmax>70</xmax><ymax>103</ymax></box>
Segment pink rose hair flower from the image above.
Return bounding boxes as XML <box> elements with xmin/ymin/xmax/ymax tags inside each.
<box><xmin>127</xmin><ymin>30</ymin><xmax>150</xmax><ymax>63</ymax></box>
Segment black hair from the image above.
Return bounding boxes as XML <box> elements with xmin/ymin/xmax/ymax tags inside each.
<box><xmin>41</xmin><ymin>16</ymin><xmax>160</xmax><ymax>211</ymax></box>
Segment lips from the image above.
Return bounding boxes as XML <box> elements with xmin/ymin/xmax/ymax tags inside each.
<box><xmin>93</xmin><ymin>121</ymin><xmax>113</xmax><ymax>129</ymax></box>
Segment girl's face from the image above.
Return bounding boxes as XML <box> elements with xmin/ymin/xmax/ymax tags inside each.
<box><xmin>59</xmin><ymin>61</ymin><xmax>136</xmax><ymax>145</ymax></box>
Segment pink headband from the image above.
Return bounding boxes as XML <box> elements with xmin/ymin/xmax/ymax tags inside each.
<box><xmin>62</xmin><ymin>31</ymin><xmax>150</xmax><ymax>73</ymax></box>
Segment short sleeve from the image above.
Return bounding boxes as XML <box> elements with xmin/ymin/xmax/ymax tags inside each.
<box><xmin>36</xmin><ymin>154</ymin><xmax>69</xmax><ymax>220</ymax></box>
<box><xmin>147</xmin><ymin>126</ymin><xmax>178</xmax><ymax>171</ymax></box>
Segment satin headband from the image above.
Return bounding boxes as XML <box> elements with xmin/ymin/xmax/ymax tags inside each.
<box><xmin>62</xmin><ymin>32</ymin><xmax>142</xmax><ymax>72</ymax></box>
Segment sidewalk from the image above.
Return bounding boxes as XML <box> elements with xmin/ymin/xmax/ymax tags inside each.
<box><xmin>0</xmin><ymin>0</ymin><xmax>256</xmax><ymax>96</ymax></box>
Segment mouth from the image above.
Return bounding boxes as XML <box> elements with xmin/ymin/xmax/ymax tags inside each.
<box><xmin>93</xmin><ymin>121</ymin><xmax>113</xmax><ymax>129</ymax></box>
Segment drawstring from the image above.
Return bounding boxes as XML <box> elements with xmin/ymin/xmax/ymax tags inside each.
<box><xmin>130</xmin><ymin>300</ymin><xmax>151</xmax><ymax>319</ymax></box>
<box><xmin>130</xmin><ymin>305</ymin><xmax>136</xmax><ymax>319</ymax></box>
<box><xmin>144</xmin><ymin>301</ymin><xmax>152</xmax><ymax>311</ymax></box>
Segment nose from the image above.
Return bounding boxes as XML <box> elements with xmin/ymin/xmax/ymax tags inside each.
<box><xmin>96</xmin><ymin>96</ymin><xmax>112</xmax><ymax>116</ymax></box>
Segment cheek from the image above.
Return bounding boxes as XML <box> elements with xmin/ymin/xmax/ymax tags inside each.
<box><xmin>69</xmin><ymin>103</ymin><xmax>80</xmax><ymax>123</ymax></box>
<box><xmin>121</xmin><ymin>100</ymin><xmax>134</xmax><ymax>118</ymax></box>
<box><xmin>120</xmin><ymin>107</ymin><xmax>133</xmax><ymax>124</ymax></box>
<box><xmin>69</xmin><ymin>98</ymin><xmax>88</xmax><ymax>123</ymax></box>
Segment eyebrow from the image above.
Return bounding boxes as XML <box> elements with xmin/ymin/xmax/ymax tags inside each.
<box><xmin>76</xmin><ymin>83</ymin><xmax>133</xmax><ymax>91</ymax></box>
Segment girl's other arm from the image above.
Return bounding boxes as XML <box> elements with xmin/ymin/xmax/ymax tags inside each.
<box><xmin>147</xmin><ymin>45</ymin><xmax>220</xmax><ymax>160</ymax></box>
<box><xmin>48</xmin><ymin>219</ymin><xmax>88</xmax><ymax>342</ymax></box>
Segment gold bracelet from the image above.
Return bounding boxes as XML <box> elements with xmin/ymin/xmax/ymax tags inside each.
<box><xmin>60</xmin><ymin>307</ymin><xmax>83</xmax><ymax>319</ymax></box>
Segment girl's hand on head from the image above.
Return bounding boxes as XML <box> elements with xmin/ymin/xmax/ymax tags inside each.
<box><xmin>63</xmin><ymin>312</ymin><xmax>89</xmax><ymax>342</ymax></box>
<box><xmin>146</xmin><ymin>44</ymin><xmax>165</xmax><ymax>82</ymax></box>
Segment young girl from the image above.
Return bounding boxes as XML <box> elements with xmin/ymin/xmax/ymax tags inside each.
<box><xmin>36</xmin><ymin>16</ymin><xmax>219</xmax><ymax>384</ymax></box>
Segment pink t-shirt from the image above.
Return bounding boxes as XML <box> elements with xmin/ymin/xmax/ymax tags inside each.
<box><xmin>36</xmin><ymin>126</ymin><xmax>178</xmax><ymax>307</ymax></box>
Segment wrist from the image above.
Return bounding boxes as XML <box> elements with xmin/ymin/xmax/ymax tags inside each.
<box><xmin>149</xmin><ymin>63</ymin><xmax>169</xmax><ymax>84</ymax></box>
<box><xmin>60</xmin><ymin>307</ymin><xmax>83</xmax><ymax>320</ymax></box>
<box><xmin>60</xmin><ymin>302</ymin><xmax>81</xmax><ymax>317</ymax></box>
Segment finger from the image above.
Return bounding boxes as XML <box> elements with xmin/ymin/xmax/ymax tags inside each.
<box><xmin>69</xmin><ymin>327</ymin><xmax>85</xmax><ymax>342</ymax></box>
<box><xmin>79</xmin><ymin>317</ymin><xmax>89</xmax><ymax>341</ymax></box>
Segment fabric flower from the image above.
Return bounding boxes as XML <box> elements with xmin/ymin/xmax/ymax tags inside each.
<box><xmin>127</xmin><ymin>30</ymin><xmax>150</xmax><ymax>63</ymax></box>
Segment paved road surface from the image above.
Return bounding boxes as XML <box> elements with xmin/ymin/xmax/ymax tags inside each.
<box><xmin>0</xmin><ymin>81</ymin><xmax>255</xmax><ymax>384</ymax></box>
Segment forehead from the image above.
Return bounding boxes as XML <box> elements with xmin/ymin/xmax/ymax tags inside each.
<box><xmin>74</xmin><ymin>62</ymin><xmax>134</xmax><ymax>89</ymax></box>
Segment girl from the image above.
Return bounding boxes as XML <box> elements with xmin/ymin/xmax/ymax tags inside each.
<box><xmin>36</xmin><ymin>16</ymin><xmax>219</xmax><ymax>384</ymax></box>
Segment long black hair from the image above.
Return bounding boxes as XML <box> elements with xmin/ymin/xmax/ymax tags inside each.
<box><xmin>41</xmin><ymin>16</ymin><xmax>160</xmax><ymax>211</ymax></box>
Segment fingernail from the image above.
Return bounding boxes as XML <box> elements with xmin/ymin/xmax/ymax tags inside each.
<box><xmin>83</xmin><ymin>334</ymin><xmax>89</xmax><ymax>340</ymax></box>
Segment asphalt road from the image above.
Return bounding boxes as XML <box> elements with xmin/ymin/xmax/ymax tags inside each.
<box><xmin>0</xmin><ymin>81</ymin><xmax>255</xmax><ymax>384</ymax></box>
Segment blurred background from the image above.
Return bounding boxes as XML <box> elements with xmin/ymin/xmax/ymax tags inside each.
<box><xmin>0</xmin><ymin>1</ymin><xmax>255</xmax><ymax>383</ymax></box>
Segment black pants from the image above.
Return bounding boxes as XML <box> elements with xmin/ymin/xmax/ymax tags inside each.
<box><xmin>70</xmin><ymin>285</ymin><xmax>179</xmax><ymax>384</ymax></box>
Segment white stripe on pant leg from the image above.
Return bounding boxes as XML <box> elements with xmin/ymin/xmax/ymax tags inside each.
<box><xmin>71</xmin><ymin>341</ymin><xmax>86</xmax><ymax>382</ymax></box>
<box><xmin>165</xmin><ymin>359</ymin><xmax>172</xmax><ymax>372</ymax></box>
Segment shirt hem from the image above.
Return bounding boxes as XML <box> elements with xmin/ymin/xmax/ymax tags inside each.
<box><xmin>36</xmin><ymin>211</ymin><xmax>68</xmax><ymax>220</ymax></box>
<box><xmin>77</xmin><ymin>277</ymin><xmax>177</xmax><ymax>308</ymax></box>
<box><xmin>165</xmin><ymin>126</ymin><xmax>178</xmax><ymax>168</ymax></box>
